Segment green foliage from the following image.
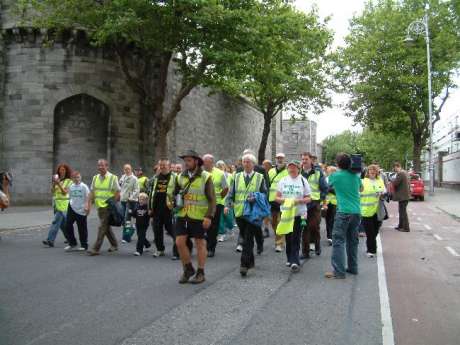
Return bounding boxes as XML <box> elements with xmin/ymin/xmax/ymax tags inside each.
<box><xmin>217</xmin><ymin>0</ymin><xmax>333</xmax><ymax>161</ymax></box>
<box><xmin>337</xmin><ymin>0</ymin><xmax>460</xmax><ymax>170</ymax></box>
<box><xmin>322</xmin><ymin>128</ymin><xmax>413</xmax><ymax>170</ymax></box>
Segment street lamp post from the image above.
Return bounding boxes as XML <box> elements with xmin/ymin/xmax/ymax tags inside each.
<box><xmin>404</xmin><ymin>4</ymin><xmax>435</xmax><ymax>195</ymax></box>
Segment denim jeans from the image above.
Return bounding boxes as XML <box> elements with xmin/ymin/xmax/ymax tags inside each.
<box><xmin>331</xmin><ymin>212</ymin><xmax>361</xmax><ymax>277</ymax></box>
<box><xmin>47</xmin><ymin>210</ymin><xmax>67</xmax><ymax>242</ymax></box>
<box><xmin>285</xmin><ymin>216</ymin><xmax>302</xmax><ymax>265</ymax></box>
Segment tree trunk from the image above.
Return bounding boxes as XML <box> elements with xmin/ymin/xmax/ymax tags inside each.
<box><xmin>154</xmin><ymin>121</ymin><xmax>169</xmax><ymax>161</ymax></box>
<box><xmin>257</xmin><ymin>112</ymin><xmax>273</xmax><ymax>164</ymax></box>
<box><xmin>412</xmin><ymin>137</ymin><xmax>423</xmax><ymax>172</ymax></box>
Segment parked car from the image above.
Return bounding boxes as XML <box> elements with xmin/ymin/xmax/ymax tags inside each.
<box><xmin>409</xmin><ymin>173</ymin><xmax>425</xmax><ymax>201</ymax></box>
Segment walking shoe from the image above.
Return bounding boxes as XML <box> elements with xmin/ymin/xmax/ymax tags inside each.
<box><xmin>366</xmin><ymin>253</ymin><xmax>375</xmax><ymax>258</ymax></box>
<box><xmin>42</xmin><ymin>240</ymin><xmax>54</xmax><ymax>248</ymax></box>
<box><xmin>257</xmin><ymin>245</ymin><xmax>264</xmax><ymax>255</ymax></box>
<box><xmin>290</xmin><ymin>263</ymin><xmax>300</xmax><ymax>273</ymax></box>
<box><xmin>179</xmin><ymin>263</ymin><xmax>196</xmax><ymax>284</ymax></box>
<box><xmin>359</xmin><ymin>232</ymin><xmax>366</xmax><ymax>238</ymax></box>
<box><xmin>190</xmin><ymin>269</ymin><xmax>206</xmax><ymax>284</ymax></box>
<box><xmin>275</xmin><ymin>245</ymin><xmax>283</xmax><ymax>253</ymax></box>
<box><xmin>285</xmin><ymin>262</ymin><xmax>291</xmax><ymax>267</ymax></box>
<box><xmin>263</xmin><ymin>228</ymin><xmax>270</xmax><ymax>238</ymax></box>
<box><xmin>64</xmin><ymin>245</ymin><xmax>77</xmax><ymax>252</ymax></box>
<box><xmin>240</xmin><ymin>266</ymin><xmax>248</xmax><ymax>277</ymax></box>
<box><xmin>396</xmin><ymin>228</ymin><xmax>410</xmax><ymax>232</ymax></box>
<box><xmin>315</xmin><ymin>247</ymin><xmax>321</xmax><ymax>256</ymax></box>
<box><xmin>121</xmin><ymin>240</ymin><xmax>127</xmax><ymax>244</ymax></box>
<box><xmin>346</xmin><ymin>268</ymin><xmax>358</xmax><ymax>275</ymax></box>
<box><xmin>152</xmin><ymin>250</ymin><xmax>165</xmax><ymax>257</ymax></box>
<box><xmin>78</xmin><ymin>246</ymin><xmax>88</xmax><ymax>251</ymax></box>
<box><xmin>327</xmin><ymin>239</ymin><xmax>333</xmax><ymax>246</ymax></box>
<box><xmin>133</xmin><ymin>251</ymin><xmax>141</xmax><ymax>256</ymax></box>
<box><xmin>158</xmin><ymin>251</ymin><xmax>165</xmax><ymax>257</ymax></box>
<box><xmin>87</xmin><ymin>251</ymin><xmax>100</xmax><ymax>256</ymax></box>
<box><xmin>217</xmin><ymin>235</ymin><xmax>225</xmax><ymax>242</ymax></box>
<box><xmin>171</xmin><ymin>255</ymin><xmax>179</xmax><ymax>261</ymax></box>
<box><xmin>236</xmin><ymin>244</ymin><xmax>243</xmax><ymax>252</ymax></box>
<box><xmin>107</xmin><ymin>247</ymin><xmax>118</xmax><ymax>253</ymax></box>
<box><xmin>300</xmin><ymin>254</ymin><xmax>310</xmax><ymax>260</ymax></box>
<box><xmin>207</xmin><ymin>250</ymin><xmax>215</xmax><ymax>258</ymax></box>
<box><xmin>324</xmin><ymin>271</ymin><xmax>346</xmax><ymax>279</ymax></box>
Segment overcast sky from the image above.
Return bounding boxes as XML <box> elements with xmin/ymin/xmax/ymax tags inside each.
<box><xmin>294</xmin><ymin>0</ymin><xmax>460</xmax><ymax>142</ymax></box>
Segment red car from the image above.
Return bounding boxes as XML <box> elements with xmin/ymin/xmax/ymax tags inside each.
<box><xmin>409</xmin><ymin>173</ymin><xmax>425</xmax><ymax>201</ymax></box>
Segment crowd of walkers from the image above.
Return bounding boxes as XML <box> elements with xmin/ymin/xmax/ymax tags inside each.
<box><xmin>37</xmin><ymin>148</ymin><xmax>411</xmax><ymax>284</ymax></box>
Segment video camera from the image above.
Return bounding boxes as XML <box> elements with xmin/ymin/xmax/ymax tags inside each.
<box><xmin>349</xmin><ymin>154</ymin><xmax>363</xmax><ymax>174</ymax></box>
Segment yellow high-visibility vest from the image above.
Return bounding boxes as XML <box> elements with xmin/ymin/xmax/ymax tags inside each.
<box><xmin>53</xmin><ymin>178</ymin><xmax>73</xmax><ymax>212</ymax></box>
<box><xmin>360</xmin><ymin>177</ymin><xmax>385</xmax><ymax>217</ymax></box>
<box><xmin>92</xmin><ymin>173</ymin><xmax>116</xmax><ymax>209</ymax></box>
<box><xmin>277</xmin><ymin>199</ymin><xmax>296</xmax><ymax>235</ymax></box>
<box><xmin>210</xmin><ymin>167</ymin><xmax>226</xmax><ymax>206</ymax></box>
<box><xmin>268</xmin><ymin>167</ymin><xmax>288</xmax><ymax>202</ymax></box>
<box><xmin>177</xmin><ymin>171</ymin><xmax>211</xmax><ymax>221</ymax></box>
<box><xmin>233</xmin><ymin>172</ymin><xmax>263</xmax><ymax>218</ymax></box>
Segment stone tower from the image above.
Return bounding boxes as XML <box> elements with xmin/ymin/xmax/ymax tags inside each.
<box><xmin>0</xmin><ymin>0</ymin><xmax>273</xmax><ymax>204</ymax></box>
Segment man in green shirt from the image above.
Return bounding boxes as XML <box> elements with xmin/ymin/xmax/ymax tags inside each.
<box><xmin>325</xmin><ymin>153</ymin><xmax>363</xmax><ymax>279</ymax></box>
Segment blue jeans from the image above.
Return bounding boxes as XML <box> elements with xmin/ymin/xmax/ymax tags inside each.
<box><xmin>331</xmin><ymin>212</ymin><xmax>361</xmax><ymax>277</ymax></box>
<box><xmin>47</xmin><ymin>210</ymin><xmax>67</xmax><ymax>242</ymax></box>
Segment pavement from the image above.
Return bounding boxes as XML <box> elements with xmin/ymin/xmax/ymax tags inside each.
<box><xmin>1</xmin><ymin>188</ymin><xmax>459</xmax><ymax>345</ymax></box>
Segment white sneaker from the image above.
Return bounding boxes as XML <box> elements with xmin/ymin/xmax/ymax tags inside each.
<box><xmin>78</xmin><ymin>247</ymin><xmax>87</xmax><ymax>251</ymax></box>
<box><xmin>327</xmin><ymin>239</ymin><xmax>333</xmax><ymax>246</ymax></box>
<box><xmin>64</xmin><ymin>245</ymin><xmax>77</xmax><ymax>252</ymax></box>
<box><xmin>121</xmin><ymin>240</ymin><xmax>127</xmax><ymax>244</ymax></box>
<box><xmin>275</xmin><ymin>245</ymin><xmax>283</xmax><ymax>253</ymax></box>
<box><xmin>236</xmin><ymin>244</ymin><xmax>243</xmax><ymax>252</ymax></box>
<box><xmin>367</xmin><ymin>253</ymin><xmax>375</xmax><ymax>258</ymax></box>
<box><xmin>217</xmin><ymin>235</ymin><xmax>225</xmax><ymax>242</ymax></box>
<box><xmin>133</xmin><ymin>251</ymin><xmax>141</xmax><ymax>256</ymax></box>
<box><xmin>285</xmin><ymin>262</ymin><xmax>291</xmax><ymax>267</ymax></box>
<box><xmin>290</xmin><ymin>263</ymin><xmax>300</xmax><ymax>272</ymax></box>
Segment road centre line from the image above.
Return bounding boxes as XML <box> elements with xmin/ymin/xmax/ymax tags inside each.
<box><xmin>424</xmin><ymin>224</ymin><xmax>432</xmax><ymax>230</ymax></box>
<box><xmin>377</xmin><ymin>235</ymin><xmax>395</xmax><ymax>345</ymax></box>
<box><xmin>445</xmin><ymin>246</ymin><xmax>460</xmax><ymax>257</ymax></box>
<box><xmin>433</xmin><ymin>234</ymin><xmax>443</xmax><ymax>241</ymax></box>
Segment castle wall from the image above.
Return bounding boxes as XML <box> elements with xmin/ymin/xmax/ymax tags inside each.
<box><xmin>0</xmin><ymin>22</ymin><xmax>272</xmax><ymax>204</ymax></box>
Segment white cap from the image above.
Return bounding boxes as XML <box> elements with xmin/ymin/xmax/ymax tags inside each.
<box><xmin>275</xmin><ymin>152</ymin><xmax>286</xmax><ymax>158</ymax></box>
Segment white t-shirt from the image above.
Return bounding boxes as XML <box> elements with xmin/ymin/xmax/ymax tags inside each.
<box><xmin>277</xmin><ymin>175</ymin><xmax>311</xmax><ymax>216</ymax></box>
<box><xmin>69</xmin><ymin>182</ymin><xmax>90</xmax><ymax>216</ymax></box>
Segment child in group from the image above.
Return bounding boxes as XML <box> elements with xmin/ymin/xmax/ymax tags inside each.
<box><xmin>133</xmin><ymin>193</ymin><xmax>151</xmax><ymax>256</ymax></box>
<box><xmin>64</xmin><ymin>171</ymin><xmax>90</xmax><ymax>251</ymax></box>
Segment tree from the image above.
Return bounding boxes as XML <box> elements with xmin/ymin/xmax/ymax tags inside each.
<box><xmin>322</xmin><ymin>130</ymin><xmax>361</xmax><ymax>165</ymax></box>
<box><xmin>21</xmin><ymin>0</ymin><xmax>261</xmax><ymax>160</ymax></box>
<box><xmin>321</xmin><ymin>128</ymin><xmax>413</xmax><ymax>170</ymax></box>
<box><xmin>337</xmin><ymin>0</ymin><xmax>460</xmax><ymax>171</ymax></box>
<box><xmin>219</xmin><ymin>0</ymin><xmax>333</xmax><ymax>163</ymax></box>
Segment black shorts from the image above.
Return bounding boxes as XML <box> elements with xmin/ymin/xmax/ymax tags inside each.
<box><xmin>270</xmin><ymin>201</ymin><xmax>281</xmax><ymax>213</ymax></box>
<box><xmin>175</xmin><ymin>217</ymin><xmax>205</xmax><ymax>239</ymax></box>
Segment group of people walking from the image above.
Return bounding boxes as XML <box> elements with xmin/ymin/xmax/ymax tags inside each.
<box><xmin>40</xmin><ymin>148</ymin><xmax>411</xmax><ymax>283</ymax></box>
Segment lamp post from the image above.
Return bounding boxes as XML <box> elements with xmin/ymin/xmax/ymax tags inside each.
<box><xmin>404</xmin><ymin>3</ymin><xmax>435</xmax><ymax>195</ymax></box>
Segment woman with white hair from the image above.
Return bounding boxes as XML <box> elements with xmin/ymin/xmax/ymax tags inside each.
<box><xmin>225</xmin><ymin>153</ymin><xmax>268</xmax><ymax>277</ymax></box>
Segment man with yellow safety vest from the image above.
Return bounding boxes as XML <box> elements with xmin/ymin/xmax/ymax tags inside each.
<box><xmin>268</xmin><ymin>153</ymin><xmax>289</xmax><ymax>252</ymax></box>
<box><xmin>202</xmin><ymin>154</ymin><xmax>229</xmax><ymax>258</ymax></box>
<box><xmin>225</xmin><ymin>153</ymin><xmax>267</xmax><ymax>277</ymax></box>
<box><xmin>173</xmin><ymin>150</ymin><xmax>216</xmax><ymax>284</ymax></box>
<box><xmin>43</xmin><ymin>164</ymin><xmax>73</xmax><ymax>247</ymax></box>
<box><xmin>135</xmin><ymin>167</ymin><xmax>149</xmax><ymax>193</ymax></box>
<box><xmin>148</xmin><ymin>159</ymin><xmax>178</xmax><ymax>259</ymax></box>
<box><xmin>360</xmin><ymin>164</ymin><xmax>386</xmax><ymax>257</ymax></box>
<box><xmin>87</xmin><ymin>159</ymin><xmax>121</xmax><ymax>256</ymax></box>
<box><xmin>325</xmin><ymin>166</ymin><xmax>338</xmax><ymax>246</ymax></box>
<box><xmin>300</xmin><ymin>152</ymin><xmax>329</xmax><ymax>258</ymax></box>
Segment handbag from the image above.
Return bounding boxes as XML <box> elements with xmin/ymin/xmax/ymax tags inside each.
<box><xmin>377</xmin><ymin>199</ymin><xmax>389</xmax><ymax>222</ymax></box>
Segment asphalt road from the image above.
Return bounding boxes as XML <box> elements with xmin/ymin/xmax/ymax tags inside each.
<box><xmin>1</xmin><ymin>198</ymin><xmax>459</xmax><ymax>345</ymax></box>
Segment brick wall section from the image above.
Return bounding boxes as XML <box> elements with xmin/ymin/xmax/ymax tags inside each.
<box><xmin>280</xmin><ymin>119</ymin><xmax>318</xmax><ymax>162</ymax></box>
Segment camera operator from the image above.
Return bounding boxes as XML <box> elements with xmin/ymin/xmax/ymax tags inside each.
<box><xmin>324</xmin><ymin>153</ymin><xmax>363</xmax><ymax>280</ymax></box>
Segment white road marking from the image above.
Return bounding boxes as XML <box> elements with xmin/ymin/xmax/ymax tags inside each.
<box><xmin>417</xmin><ymin>217</ymin><xmax>422</xmax><ymax>222</ymax></box>
<box><xmin>445</xmin><ymin>246</ymin><xmax>460</xmax><ymax>257</ymax></box>
<box><xmin>433</xmin><ymin>234</ymin><xmax>443</xmax><ymax>241</ymax></box>
<box><xmin>424</xmin><ymin>224</ymin><xmax>432</xmax><ymax>230</ymax></box>
<box><xmin>377</xmin><ymin>235</ymin><xmax>395</xmax><ymax>345</ymax></box>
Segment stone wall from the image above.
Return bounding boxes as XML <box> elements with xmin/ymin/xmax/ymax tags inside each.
<box><xmin>0</xmin><ymin>3</ymin><xmax>6</xmax><ymax>169</ymax></box>
<box><xmin>1</xmin><ymin>33</ymin><xmax>272</xmax><ymax>204</ymax></box>
<box><xmin>278</xmin><ymin>119</ymin><xmax>318</xmax><ymax>162</ymax></box>
<box><xmin>1</xmin><ymin>29</ymin><xmax>143</xmax><ymax>204</ymax></box>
